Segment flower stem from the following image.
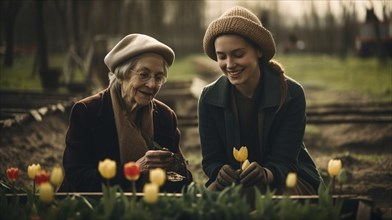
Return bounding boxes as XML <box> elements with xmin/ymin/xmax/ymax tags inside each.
<box><xmin>331</xmin><ymin>176</ymin><xmax>335</xmax><ymax>195</ymax></box>
<box><xmin>339</xmin><ymin>183</ymin><xmax>342</xmax><ymax>198</ymax></box>
<box><xmin>132</xmin><ymin>181</ymin><xmax>136</xmax><ymax>201</ymax></box>
<box><xmin>132</xmin><ymin>181</ymin><xmax>136</xmax><ymax>194</ymax></box>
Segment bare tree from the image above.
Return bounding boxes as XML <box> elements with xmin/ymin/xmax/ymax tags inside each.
<box><xmin>310</xmin><ymin>0</ymin><xmax>322</xmax><ymax>53</ymax></box>
<box><xmin>34</xmin><ymin>0</ymin><xmax>49</xmax><ymax>86</ymax></box>
<box><xmin>325</xmin><ymin>0</ymin><xmax>337</xmax><ymax>54</ymax></box>
<box><xmin>2</xmin><ymin>0</ymin><xmax>25</xmax><ymax>67</ymax></box>
<box><xmin>340</xmin><ymin>1</ymin><xmax>358</xmax><ymax>58</ymax></box>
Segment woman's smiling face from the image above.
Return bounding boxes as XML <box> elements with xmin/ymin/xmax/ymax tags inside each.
<box><xmin>214</xmin><ymin>34</ymin><xmax>262</xmax><ymax>86</ymax></box>
<box><xmin>119</xmin><ymin>54</ymin><xmax>167</xmax><ymax>110</ymax></box>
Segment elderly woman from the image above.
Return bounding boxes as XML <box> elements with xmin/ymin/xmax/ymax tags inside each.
<box><xmin>61</xmin><ymin>34</ymin><xmax>192</xmax><ymax>192</ymax></box>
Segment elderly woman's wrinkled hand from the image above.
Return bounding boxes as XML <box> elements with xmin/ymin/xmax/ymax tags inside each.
<box><xmin>137</xmin><ymin>150</ymin><xmax>175</xmax><ymax>172</ymax></box>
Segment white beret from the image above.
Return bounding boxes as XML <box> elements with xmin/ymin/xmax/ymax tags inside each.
<box><xmin>104</xmin><ymin>34</ymin><xmax>175</xmax><ymax>72</ymax></box>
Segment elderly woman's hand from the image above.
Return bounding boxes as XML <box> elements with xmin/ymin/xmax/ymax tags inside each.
<box><xmin>137</xmin><ymin>150</ymin><xmax>176</xmax><ymax>172</ymax></box>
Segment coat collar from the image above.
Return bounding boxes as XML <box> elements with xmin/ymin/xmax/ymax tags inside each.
<box><xmin>96</xmin><ymin>88</ymin><xmax>115</xmax><ymax>124</ymax></box>
<box><xmin>203</xmin><ymin>65</ymin><xmax>291</xmax><ymax>110</ymax></box>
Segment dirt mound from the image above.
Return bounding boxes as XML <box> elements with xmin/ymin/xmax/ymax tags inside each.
<box><xmin>0</xmin><ymin>113</ymin><xmax>68</xmax><ymax>187</ymax></box>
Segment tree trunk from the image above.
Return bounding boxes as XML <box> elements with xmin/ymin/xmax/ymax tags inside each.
<box><xmin>35</xmin><ymin>0</ymin><xmax>48</xmax><ymax>74</ymax></box>
<box><xmin>4</xmin><ymin>21</ymin><xmax>15</xmax><ymax>67</ymax></box>
<box><xmin>36</xmin><ymin>0</ymin><xmax>60</xmax><ymax>91</ymax></box>
<box><xmin>2</xmin><ymin>0</ymin><xmax>24</xmax><ymax>67</ymax></box>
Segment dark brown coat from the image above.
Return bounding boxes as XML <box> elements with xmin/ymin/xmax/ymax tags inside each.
<box><xmin>61</xmin><ymin>88</ymin><xmax>191</xmax><ymax>192</ymax></box>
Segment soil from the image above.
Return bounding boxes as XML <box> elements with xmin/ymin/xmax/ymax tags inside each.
<box><xmin>0</xmin><ymin>88</ymin><xmax>391</xmax><ymax>219</ymax></box>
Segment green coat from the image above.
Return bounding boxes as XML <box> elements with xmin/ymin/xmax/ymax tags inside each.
<box><xmin>198</xmin><ymin>65</ymin><xmax>322</xmax><ymax>191</ymax></box>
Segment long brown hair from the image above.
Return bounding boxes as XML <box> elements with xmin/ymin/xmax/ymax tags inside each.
<box><xmin>243</xmin><ymin>35</ymin><xmax>288</xmax><ymax>112</ymax></box>
<box><xmin>266</xmin><ymin>59</ymin><xmax>287</xmax><ymax>112</ymax></box>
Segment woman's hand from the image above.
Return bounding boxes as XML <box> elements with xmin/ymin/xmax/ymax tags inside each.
<box><xmin>208</xmin><ymin>164</ymin><xmax>240</xmax><ymax>191</ymax></box>
<box><xmin>239</xmin><ymin>162</ymin><xmax>267</xmax><ymax>188</ymax></box>
<box><xmin>137</xmin><ymin>150</ymin><xmax>176</xmax><ymax>172</ymax></box>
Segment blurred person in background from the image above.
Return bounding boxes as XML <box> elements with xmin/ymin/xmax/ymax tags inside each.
<box><xmin>198</xmin><ymin>6</ymin><xmax>322</xmax><ymax>194</ymax></box>
<box><xmin>61</xmin><ymin>34</ymin><xmax>192</xmax><ymax>192</ymax></box>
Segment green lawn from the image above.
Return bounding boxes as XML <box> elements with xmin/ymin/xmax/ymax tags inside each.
<box><xmin>173</xmin><ymin>53</ymin><xmax>391</xmax><ymax>101</ymax></box>
<box><xmin>1</xmin><ymin>53</ymin><xmax>391</xmax><ymax>101</ymax></box>
<box><xmin>276</xmin><ymin>54</ymin><xmax>392</xmax><ymax>100</ymax></box>
<box><xmin>1</xmin><ymin>55</ymin><xmax>41</xmax><ymax>91</ymax></box>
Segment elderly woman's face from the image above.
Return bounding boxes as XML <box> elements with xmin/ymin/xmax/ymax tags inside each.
<box><xmin>119</xmin><ymin>54</ymin><xmax>167</xmax><ymax>110</ymax></box>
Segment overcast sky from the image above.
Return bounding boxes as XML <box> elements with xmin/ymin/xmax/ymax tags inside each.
<box><xmin>205</xmin><ymin>0</ymin><xmax>390</xmax><ymax>25</ymax></box>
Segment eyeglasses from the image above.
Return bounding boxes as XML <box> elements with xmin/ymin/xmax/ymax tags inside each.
<box><xmin>131</xmin><ymin>70</ymin><xmax>167</xmax><ymax>85</ymax></box>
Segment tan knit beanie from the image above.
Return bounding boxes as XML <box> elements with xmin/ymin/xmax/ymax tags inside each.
<box><xmin>104</xmin><ymin>34</ymin><xmax>175</xmax><ymax>73</ymax></box>
<box><xmin>203</xmin><ymin>6</ymin><xmax>276</xmax><ymax>61</ymax></box>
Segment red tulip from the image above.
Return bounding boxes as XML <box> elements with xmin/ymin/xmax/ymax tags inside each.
<box><xmin>34</xmin><ymin>170</ymin><xmax>50</xmax><ymax>185</ymax></box>
<box><xmin>124</xmin><ymin>162</ymin><xmax>140</xmax><ymax>181</ymax></box>
<box><xmin>6</xmin><ymin>167</ymin><xmax>19</xmax><ymax>182</ymax></box>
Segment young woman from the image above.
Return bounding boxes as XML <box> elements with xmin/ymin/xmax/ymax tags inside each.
<box><xmin>198</xmin><ymin>6</ymin><xmax>322</xmax><ymax>194</ymax></box>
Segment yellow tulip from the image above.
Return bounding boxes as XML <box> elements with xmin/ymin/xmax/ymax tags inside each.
<box><xmin>242</xmin><ymin>159</ymin><xmax>250</xmax><ymax>170</ymax></box>
<box><xmin>50</xmin><ymin>166</ymin><xmax>64</xmax><ymax>187</ymax></box>
<box><xmin>150</xmin><ymin>168</ymin><xmax>166</xmax><ymax>187</ymax></box>
<box><xmin>27</xmin><ymin>164</ymin><xmax>41</xmax><ymax>180</ymax></box>
<box><xmin>328</xmin><ymin>159</ymin><xmax>342</xmax><ymax>177</ymax></box>
<box><xmin>98</xmin><ymin>159</ymin><xmax>117</xmax><ymax>179</ymax></box>
<box><xmin>233</xmin><ymin>146</ymin><xmax>248</xmax><ymax>162</ymax></box>
<box><xmin>39</xmin><ymin>182</ymin><xmax>54</xmax><ymax>203</ymax></box>
<box><xmin>286</xmin><ymin>172</ymin><xmax>297</xmax><ymax>188</ymax></box>
<box><xmin>143</xmin><ymin>183</ymin><xmax>159</xmax><ymax>204</ymax></box>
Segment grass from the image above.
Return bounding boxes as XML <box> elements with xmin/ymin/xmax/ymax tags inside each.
<box><xmin>0</xmin><ymin>55</ymin><xmax>42</xmax><ymax>91</ymax></box>
<box><xmin>167</xmin><ymin>54</ymin><xmax>200</xmax><ymax>81</ymax></box>
<box><xmin>1</xmin><ymin>53</ymin><xmax>391</xmax><ymax>101</ymax></box>
<box><xmin>341</xmin><ymin>151</ymin><xmax>390</xmax><ymax>164</ymax></box>
<box><xmin>275</xmin><ymin>54</ymin><xmax>392</xmax><ymax>100</ymax></box>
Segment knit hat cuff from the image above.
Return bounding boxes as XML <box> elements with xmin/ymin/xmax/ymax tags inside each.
<box><xmin>203</xmin><ymin>10</ymin><xmax>276</xmax><ymax>62</ymax></box>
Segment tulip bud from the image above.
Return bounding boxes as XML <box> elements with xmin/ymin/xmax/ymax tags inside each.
<box><xmin>150</xmin><ymin>168</ymin><xmax>166</xmax><ymax>187</ymax></box>
<box><xmin>27</xmin><ymin>164</ymin><xmax>41</xmax><ymax>180</ymax></box>
<box><xmin>35</xmin><ymin>170</ymin><xmax>50</xmax><ymax>185</ymax></box>
<box><xmin>242</xmin><ymin>159</ymin><xmax>250</xmax><ymax>171</ymax></box>
<box><xmin>286</xmin><ymin>172</ymin><xmax>297</xmax><ymax>188</ymax></box>
<box><xmin>233</xmin><ymin>146</ymin><xmax>248</xmax><ymax>162</ymax></box>
<box><xmin>328</xmin><ymin>159</ymin><xmax>342</xmax><ymax>177</ymax></box>
<box><xmin>143</xmin><ymin>183</ymin><xmax>159</xmax><ymax>204</ymax></box>
<box><xmin>124</xmin><ymin>162</ymin><xmax>140</xmax><ymax>181</ymax></box>
<box><xmin>50</xmin><ymin>166</ymin><xmax>64</xmax><ymax>187</ymax></box>
<box><xmin>337</xmin><ymin>168</ymin><xmax>347</xmax><ymax>184</ymax></box>
<box><xmin>98</xmin><ymin>159</ymin><xmax>117</xmax><ymax>179</ymax></box>
<box><xmin>39</xmin><ymin>182</ymin><xmax>54</xmax><ymax>203</ymax></box>
<box><xmin>6</xmin><ymin>167</ymin><xmax>19</xmax><ymax>182</ymax></box>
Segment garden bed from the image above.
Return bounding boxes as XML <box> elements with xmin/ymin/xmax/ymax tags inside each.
<box><xmin>1</xmin><ymin>187</ymin><xmax>380</xmax><ymax>220</ymax></box>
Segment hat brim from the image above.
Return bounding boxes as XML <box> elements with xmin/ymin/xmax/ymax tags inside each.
<box><xmin>203</xmin><ymin>16</ymin><xmax>276</xmax><ymax>61</ymax></box>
